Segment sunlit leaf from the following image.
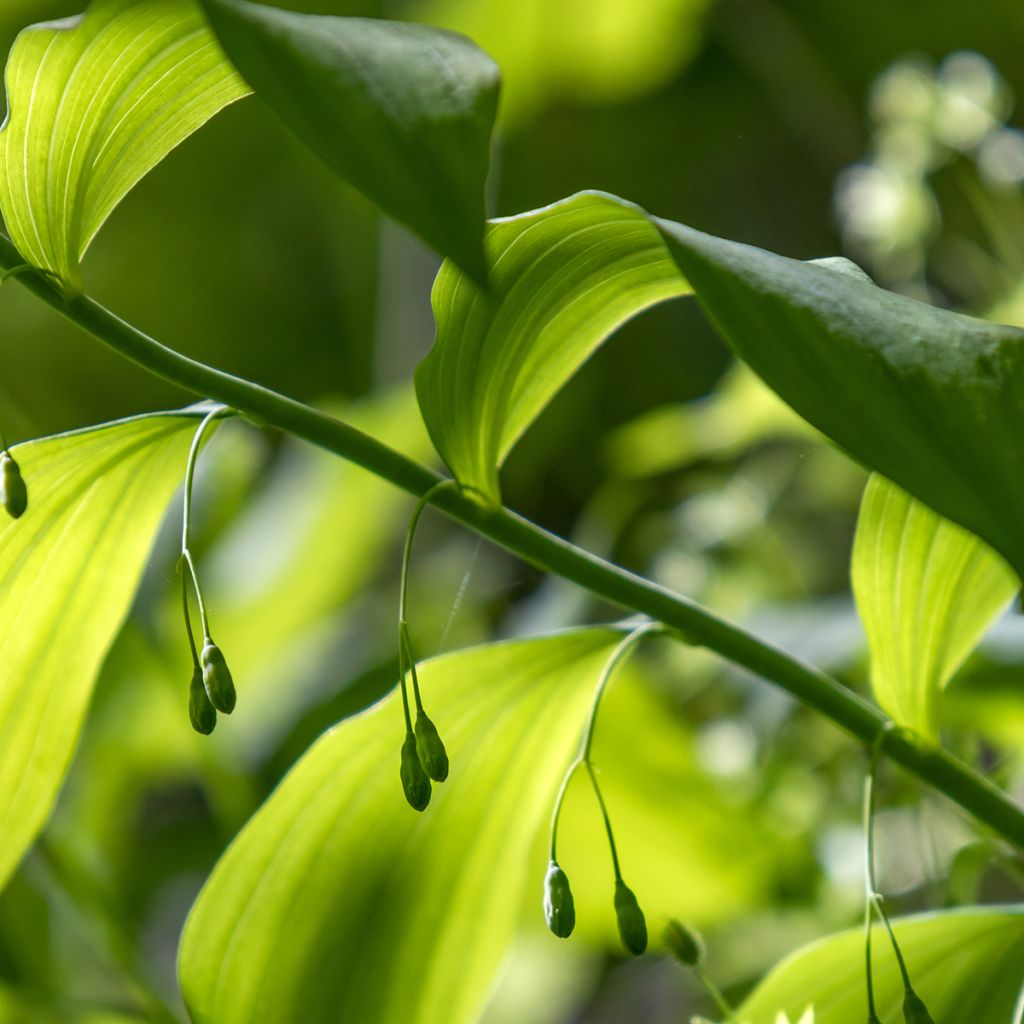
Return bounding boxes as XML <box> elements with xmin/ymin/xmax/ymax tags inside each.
<box><xmin>179</xmin><ymin>629</ymin><xmax>620</xmax><ymax>1024</ymax></box>
<box><xmin>738</xmin><ymin>907</ymin><xmax>1024</xmax><ymax>1023</ymax></box>
<box><xmin>0</xmin><ymin>410</ymin><xmax>202</xmax><ymax>892</ymax></box>
<box><xmin>851</xmin><ymin>474</ymin><xmax>1016</xmax><ymax>739</ymax></box>
<box><xmin>414</xmin><ymin>0</ymin><xmax>710</xmax><ymax>126</ymax></box>
<box><xmin>200</xmin><ymin>0</ymin><xmax>498</xmax><ymax>284</ymax></box>
<box><xmin>0</xmin><ymin>0</ymin><xmax>249</xmax><ymax>291</ymax></box>
<box><xmin>658</xmin><ymin>219</ymin><xmax>1024</xmax><ymax>581</ymax></box>
<box><xmin>416</xmin><ymin>191</ymin><xmax>691</xmax><ymax>501</ymax></box>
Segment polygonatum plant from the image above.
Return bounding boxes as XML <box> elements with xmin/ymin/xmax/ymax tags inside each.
<box><xmin>0</xmin><ymin>1</ymin><xmax>1021</xmax><ymax>1022</ymax></box>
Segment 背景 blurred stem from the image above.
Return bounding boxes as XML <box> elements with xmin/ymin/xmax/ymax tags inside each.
<box><xmin>3</xmin><ymin>235</ymin><xmax>1023</xmax><ymax>849</ymax></box>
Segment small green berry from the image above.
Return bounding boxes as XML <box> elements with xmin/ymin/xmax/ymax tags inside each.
<box><xmin>400</xmin><ymin>733</ymin><xmax>431</xmax><ymax>811</ymax></box>
<box><xmin>200</xmin><ymin>641</ymin><xmax>236</xmax><ymax>714</ymax></box>
<box><xmin>1</xmin><ymin>452</ymin><xmax>27</xmax><ymax>519</ymax></box>
<box><xmin>662</xmin><ymin>918</ymin><xmax>703</xmax><ymax>965</ymax></box>
<box><xmin>188</xmin><ymin>666</ymin><xmax>217</xmax><ymax>735</ymax></box>
<box><xmin>543</xmin><ymin>860</ymin><xmax>575</xmax><ymax>938</ymax></box>
<box><xmin>414</xmin><ymin>711</ymin><xmax>449</xmax><ymax>782</ymax></box>
<box><xmin>614</xmin><ymin>879</ymin><xmax>648</xmax><ymax>956</ymax></box>
<box><xmin>903</xmin><ymin>988</ymin><xmax>934</xmax><ymax>1023</ymax></box>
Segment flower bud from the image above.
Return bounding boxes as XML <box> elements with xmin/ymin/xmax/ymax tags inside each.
<box><xmin>543</xmin><ymin>860</ymin><xmax>575</xmax><ymax>938</ymax></box>
<box><xmin>663</xmin><ymin>918</ymin><xmax>703</xmax><ymax>965</ymax></box>
<box><xmin>614</xmin><ymin>879</ymin><xmax>648</xmax><ymax>956</ymax></box>
<box><xmin>200</xmin><ymin>641</ymin><xmax>236</xmax><ymax>714</ymax></box>
<box><xmin>400</xmin><ymin>733</ymin><xmax>431</xmax><ymax>811</ymax></box>
<box><xmin>414</xmin><ymin>711</ymin><xmax>449</xmax><ymax>782</ymax></box>
<box><xmin>188</xmin><ymin>667</ymin><xmax>217</xmax><ymax>735</ymax></box>
<box><xmin>1</xmin><ymin>452</ymin><xmax>27</xmax><ymax>519</ymax></box>
<box><xmin>903</xmin><ymin>988</ymin><xmax>935</xmax><ymax>1023</ymax></box>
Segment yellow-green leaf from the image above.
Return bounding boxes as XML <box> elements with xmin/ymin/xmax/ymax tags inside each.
<box><xmin>415</xmin><ymin>191</ymin><xmax>691</xmax><ymax>501</ymax></box>
<box><xmin>0</xmin><ymin>410</ymin><xmax>203</xmax><ymax>891</ymax></box>
<box><xmin>0</xmin><ymin>0</ymin><xmax>249</xmax><ymax>291</ymax></box>
<box><xmin>852</xmin><ymin>474</ymin><xmax>1016</xmax><ymax>739</ymax></box>
<box><xmin>738</xmin><ymin>907</ymin><xmax>1024</xmax><ymax>1023</ymax></box>
<box><xmin>179</xmin><ymin>629</ymin><xmax>620</xmax><ymax>1024</ymax></box>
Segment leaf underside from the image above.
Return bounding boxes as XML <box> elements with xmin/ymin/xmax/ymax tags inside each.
<box><xmin>0</xmin><ymin>411</ymin><xmax>201</xmax><ymax>891</ymax></box>
<box><xmin>179</xmin><ymin>629</ymin><xmax>620</xmax><ymax>1024</ymax></box>
<box><xmin>0</xmin><ymin>0</ymin><xmax>249</xmax><ymax>290</ymax></box>
<box><xmin>852</xmin><ymin>474</ymin><xmax>1016</xmax><ymax>739</ymax></box>
<box><xmin>738</xmin><ymin>906</ymin><xmax>1024</xmax><ymax>1024</ymax></box>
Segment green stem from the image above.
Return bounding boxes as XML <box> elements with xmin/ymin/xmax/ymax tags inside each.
<box><xmin>4</xmin><ymin>244</ymin><xmax>1024</xmax><ymax>849</ymax></box>
<box><xmin>180</xmin><ymin>406</ymin><xmax>228</xmax><ymax>641</ymax></box>
<box><xmin>694</xmin><ymin>963</ymin><xmax>736</xmax><ymax>1022</ymax></box>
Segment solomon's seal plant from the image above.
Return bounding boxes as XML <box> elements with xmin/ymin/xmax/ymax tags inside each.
<box><xmin>0</xmin><ymin>1</ymin><xmax>1020</xmax><ymax>1021</ymax></box>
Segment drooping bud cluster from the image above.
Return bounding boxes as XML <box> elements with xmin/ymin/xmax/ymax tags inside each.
<box><xmin>394</xmin><ymin>481</ymin><xmax>456</xmax><ymax>812</ymax></box>
<box><xmin>1</xmin><ymin>450</ymin><xmax>27</xmax><ymax>519</ymax></box>
<box><xmin>179</xmin><ymin>407</ymin><xmax>237</xmax><ymax>735</ymax></box>
<box><xmin>541</xmin><ymin>624</ymin><xmax>662</xmax><ymax>958</ymax></box>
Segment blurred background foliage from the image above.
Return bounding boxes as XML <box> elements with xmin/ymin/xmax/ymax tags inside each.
<box><xmin>0</xmin><ymin>0</ymin><xmax>1023</xmax><ymax>1021</ymax></box>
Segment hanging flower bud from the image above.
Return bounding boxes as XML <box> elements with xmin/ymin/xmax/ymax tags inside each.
<box><xmin>1</xmin><ymin>452</ymin><xmax>27</xmax><ymax>519</ymax></box>
<box><xmin>414</xmin><ymin>711</ymin><xmax>449</xmax><ymax>782</ymax></box>
<box><xmin>188</xmin><ymin>666</ymin><xmax>217</xmax><ymax>735</ymax></box>
<box><xmin>400</xmin><ymin>733</ymin><xmax>431</xmax><ymax>811</ymax></box>
<box><xmin>663</xmin><ymin>919</ymin><xmax>703</xmax><ymax>966</ymax></box>
<box><xmin>543</xmin><ymin>860</ymin><xmax>575</xmax><ymax>938</ymax></box>
<box><xmin>903</xmin><ymin>988</ymin><xmax>935</xmax><ymax>1023</ymax></box>
<box><xmin>614</xmin><ymin>879</ymin><xmax>648</xmax><ymax>956</ymax></box>
<box><xmin>200</xmin><ymin>641</ymin><xmax>236</xmax><ymax>714</ymax></box>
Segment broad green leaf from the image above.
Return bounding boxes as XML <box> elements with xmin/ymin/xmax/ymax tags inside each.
<box><xmin>179</xmin><ymin>629</ymin><xmax>620</xmax><ymax>1024</ymax></box>
<box><xmin>738</xmin><ymin>906</ymin><xmax>1024</xmax><ymax>1023</ymax></box>
<box><xmin>416</xmin><ymin>191</ymin><xmax>691</xmax><ymax>501</ymax></box>
<box><xmin>658</xmin><ymin>219</ymin><xmax>1024</xmax><ymax>582</ymax></box>
<box><xmin>852</xmin><ymin>474</ymin><xmax>1016</xmax><ymax>739</ymax></box>
<box><xmin>200</xmin><ymin>0</ymin><xmax>498</xmax><ymax>284</ymax></box>
<box><xmin>0</xmin><ymin>0</ymin><xmax>249</xmax><ymax>291</ymax></box>
<box><xmin>0</xmin><ymin>410</ymin><xmax>201</xmax><ymax>891</ymax></box>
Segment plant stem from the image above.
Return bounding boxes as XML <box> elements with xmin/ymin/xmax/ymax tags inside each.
<box><xmin>4</xmin><ymin>243</ymin><xmax>1024</xmax><ymax>849</ymax></box>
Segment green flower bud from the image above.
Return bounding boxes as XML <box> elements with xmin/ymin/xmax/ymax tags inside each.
<box><xmin>1</xmin><ymin>452</ymin><xmax>27</xmax><ymax>519</ymax></box>
<box><xmin>543</xmin><ymin>860</ymin><xmax>575</xmax><ymax>938</ymax></box>
<box><xmin>400</xmin><ymin>733</ymin><xmax>431</xmax><ymax>811</ymax></box>
<box><xmin>614</xmin><ymin>879</ymin><xmax>648</xmax><ymax>956</ymax></box>
<box><xmin>188</xmin><ymin>667</ymin><xmax>217</xmax><ymax>735</ymax></box>
<box><xmin>414</xmin><ymin>711</ymin><xmax>449</xmax><ymax>782</ymax></box>
<box><xmin>903</xmin><ymin>988</ymin><xmax>935</xmax><ymax>1023</ymax></box>
<box><xmin>662</xmin><ymin>918</ymin><xmax>703</xmax><ymax>965</ymax></box>
<box><xmin>200</xmin><ymin>641</ymin><xmax>236</xmax><ymax>714</ymax></box>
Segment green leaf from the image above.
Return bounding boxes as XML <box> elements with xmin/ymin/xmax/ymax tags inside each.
<box><xmin>658</xmin><ymin>219</ymin><xmax>1024</xmax><ymax>582</ymax></box>
<box><xmin>738</xmin><ymin>907</ymin><xmax>1024</xmax><ymax>1023</ymax></box>
<box><xmin>852</xmin><ymin>474</ymin><xmax>1016</xmax><ymax>739</ymax></box>
<box><xmin>415</xmin><ymin>191</ymin><xmax>691</xmax><ymax>501</ymax></box>
<box><xmin>0</xmin><ymin>410</ymin><xmax>201</xmax><ymax>891</ymax></box>
<box><xmin>179</xmin><ymin>629</ymin><xmax>620</xmax><ymax>1024</ymax></box>
<box><xmin>200</xmin><ymin>0</ymin><xmax>499</xmax><ymax>284</ymax></box>
<box><xmin>0</xmin><ymin>0</ymin><xmax>249</xmax><ymax>292</ymax></box>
